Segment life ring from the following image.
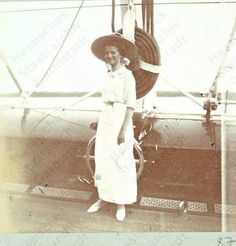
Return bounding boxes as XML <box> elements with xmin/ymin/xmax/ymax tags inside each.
<box><xmin>118</xmin><ymin>27</ymin><xmax>161</xmax><ymax>99</ymax></box>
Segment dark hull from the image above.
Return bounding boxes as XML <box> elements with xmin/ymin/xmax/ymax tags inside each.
<box><xmin>1</xmin><ymin>107</ymin><xmax>234</xmax><ymax>212</ymax></box>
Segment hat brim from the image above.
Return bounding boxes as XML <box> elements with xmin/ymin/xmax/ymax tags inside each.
<box><xmin>91</xmin><ymin>34</ymin><xmax>139</xmax><ymax>63</ymax></box>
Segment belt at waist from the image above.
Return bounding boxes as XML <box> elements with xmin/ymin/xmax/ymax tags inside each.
<box><xmin>104</xmin><ymin>101</ymin><xmax>125</xmax><ymax>106</ymax></box>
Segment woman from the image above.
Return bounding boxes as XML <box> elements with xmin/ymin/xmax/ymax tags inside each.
<box><xmin>87</xmin><ymin>34</ymin><xmax>139</xmax><ymax>221</ymax></box>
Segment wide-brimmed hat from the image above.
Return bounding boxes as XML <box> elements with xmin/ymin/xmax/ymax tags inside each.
<box><xmin>91</xmin><ymin>33</ymin><xmax>139</xmax><ymax>63</ymax></box>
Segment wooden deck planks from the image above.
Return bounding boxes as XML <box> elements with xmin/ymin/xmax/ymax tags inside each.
<box><xmin>0</xmin><ymin>193</ymin><xmax>224</xmax><ymax>233</ymax></box>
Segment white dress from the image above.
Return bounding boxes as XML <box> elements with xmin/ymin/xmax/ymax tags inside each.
<box><xmin>94</xmin><ymin>65</ymin><xmax>137</xmax><ymax>204</ymax></box>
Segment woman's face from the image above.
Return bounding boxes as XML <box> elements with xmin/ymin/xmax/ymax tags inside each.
<box><xmin>104</xmin><ymin>45</ymin><xmax>122</xmax><ymax>67</ymax></box>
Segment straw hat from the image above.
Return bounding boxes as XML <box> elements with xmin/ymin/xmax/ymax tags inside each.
<box><xmin>91</xmin><ymin>33</ymin><xmax>139</xmax><ymax>63</ymax></box>
<box><xmin>91</xmin><ymin>28</ymin><xmax>161</xmax><ymax>99</ymax></box>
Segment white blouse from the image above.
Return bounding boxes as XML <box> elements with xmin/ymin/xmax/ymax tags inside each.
<box><xmin>102</xmin><ymin>65</ymin><xmax>136</xmax><ymax>109</ymax></box>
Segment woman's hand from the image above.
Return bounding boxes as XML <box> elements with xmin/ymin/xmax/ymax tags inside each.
<box><xmin>90</xmin><ymin>121</ymin><xmax>98</xmax><ymax>130</ymax></box>
<box><xmin>117</xmin><ymin>129</ymin><xmax>126</xmax><ymax>145</ymax></box>
<box><xmin>117</xmin><ymin>107</ymin><xmax>134</xmax><ymax>145</ymax></box>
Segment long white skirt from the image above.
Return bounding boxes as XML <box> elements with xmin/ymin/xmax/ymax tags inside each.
<box><xmin>94</xmin><ymin>103</ymin><xmax>137</xmax><ymax>204</ymax></box>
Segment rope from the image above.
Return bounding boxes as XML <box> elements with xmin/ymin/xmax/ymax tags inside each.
<box><xmin>142</xmin><ymin>0</ymin><xmax>146</xmax><ymax>31</ymax></box>
<box><xmin>25</xmin><ymin>0</ymin><xmax>86</xmax><ymax>98</ymax></box>
<box><xmin>141</xmin><ymin>0</ymin><xmax>154</xmax><ymax>36</ymax></box>
<box><xmin>111</xmin><ymin>0</ymin><xmax>115</xmax><ymax>32</ymax></box>
<box><xmin>147</xmin><ymin>0</ymin><xmax>154</xmax><ymax>36</ymax></box>
<box><xmin>147</xmin><ymin>0</ymin><xmax>150</xmax><ymax>34</ymax></box>
<box><xmin>151</xmin><ymin>0</ymin><xmax>154</xmax><ymax>36</ymax></box>
<box><xmin>122</xmin><ymin>0</ymin><xmax>136</xmax><ymax>43</ymax></box>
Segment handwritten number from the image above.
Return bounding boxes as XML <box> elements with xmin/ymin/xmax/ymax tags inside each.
<box><xmin>217</xmin><ymin>237</ymin><xmax>236</xmax><ymax>246</ymax></box>
<box><xmin>218</xmin><ymin>238</ymin><xmax>223</xmax><ymax>246</ymax></box>
<box><xmin>226</xmin><ymin>237</ymin><xmax>236</xmax><ymax>246</ymax></box>
<box><xmin>226</xmin><ymin>237</ymin><xmax>232</xmax><ymax>246</ymax></box>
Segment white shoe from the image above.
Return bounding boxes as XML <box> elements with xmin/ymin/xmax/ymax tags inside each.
<box><xmin>116</xmin><ymin>205</ymin><xmax>126</xmax><ymax>221</ymax></box>
<box><xmin>87</xmin><ymin>199</ymin><xmax>106</xmax><ymax>213</ymax></box>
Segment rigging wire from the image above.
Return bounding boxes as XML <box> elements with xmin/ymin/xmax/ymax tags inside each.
<box><xmin>24</xmin><ymin>105</ymin><xmax>92</xmax><ymax>136</ymax></box>
<box><xmin>5</xmin><ymin>63</ymin><xmax>23</xmax><ymax>93</ymax></box>
<box><xmin>27</xmin><ymin>107</ymin><xmax>60</xmax><ymax>134</ymax></box>
<box><xmin>9</xmin><ymin>0</ymin><xmax>87</xmax><ymax>132</ymax></box>
<box><xmin>21</xmin><ymin>89</ymin><xmax>100</xmax><ymax>133</ymax></box>
<box><xmin>1</xmin><ymin>0</ymin><xmax>234</xmax><ymax>110</ymax></box>
<box><xmin>161</xmin><ymin>77</ymin><xmax>204</xmax><ymax>108</ymax></box>
<box><xmin>27</xmin><ymin>105</ymin><xmax>89</xmax><ymax>135</ymax></box>
<box><xmin>25</xmin><ymin>0</ymin><xmax>86</xmax><ymax>98</ymax></box>
<box><xmin>1</xmin><ymin>2</ymin><xmax>236</xmax><ymax>14</ymax></box>
<box><xmin>208</xmin><ymin>18</ymin><xmax>236</xmax><ymax>99</ymax></box>
<box><xmin>32</xmin><ymin>109</ymin><xmax>90</xmax><ymax>128</ymax></box>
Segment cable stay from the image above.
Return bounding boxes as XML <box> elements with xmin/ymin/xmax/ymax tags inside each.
<box><xmin>23</xmin><ymin>0</ymin><xmax>86</xmax><ymax>99</ymax></box>
<box><xmin>1</xmin><ymin>1</ymin><xmax>236</xmax><ymax>14</ymax></box>
<box><xmin>161</xmin><ymin>77</ymin><xmax>204</xmax><ymax>108</ymax></box>
<box><xmin>205</xmin><ymin>18</ymin><xmax>236</xmax><ymax>115</ymax></box>
<box><xmin>0</xmin><ymin>54</ymin><xmax>23</xmax><ymax>94</ymax></box>
<box><xmin>0</xmin><ymin>0</ymin><xmax>235</xmax><ymax>120</ymax></box>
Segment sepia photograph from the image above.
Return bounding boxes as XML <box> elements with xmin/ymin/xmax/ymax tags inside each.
<box><xmin>0</xmin><ymin>0</ymin><xmax>236</xmax><ymax>243</ymax></box>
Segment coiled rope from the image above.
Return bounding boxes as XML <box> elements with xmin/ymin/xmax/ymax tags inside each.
<box><xmin>118</xmin><ymin>0</ymin><xmax>161</xmax><ymax>99</ymax></box>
